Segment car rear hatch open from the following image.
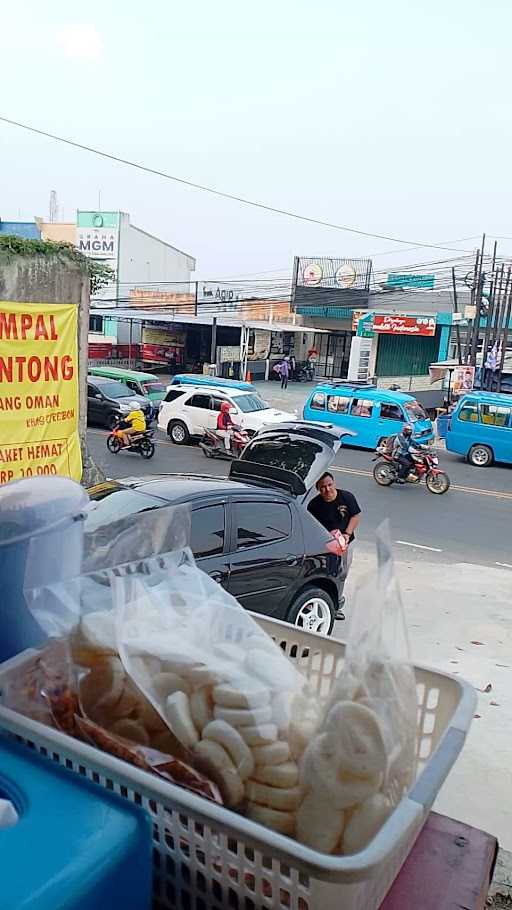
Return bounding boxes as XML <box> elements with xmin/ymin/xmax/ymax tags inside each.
<box><xmin>229</xmin><ymin>421</ymin><xmax>354</xmax><ymax>496</ymax></box>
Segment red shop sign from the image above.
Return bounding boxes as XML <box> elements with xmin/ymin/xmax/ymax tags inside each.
<box><xmin>373</xmin><ymin>314</ymin><xmax>436</xmax><ymax>336</ymax></box>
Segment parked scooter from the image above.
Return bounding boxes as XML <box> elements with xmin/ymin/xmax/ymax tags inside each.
<box><xmin>106</xmin><ymin>426</ymin><xmax>155</xmax><ymax>459</ymax></box>
<box><xmin>372</xmin><ymin>444</ymin><xmax>450</xmax><ymax>494</ymax></box>
<box><xmin>199</xmin><ymin>426</ymin><xmax>250</xmax><ymax>460</ymax></box>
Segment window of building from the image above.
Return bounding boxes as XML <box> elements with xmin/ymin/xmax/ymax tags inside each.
<box><xmin>89</xmin><ymin>315</ymin><xmax>104</xmax><ymax>333</ymax></box>
<box><xmin>351</xmin><ymin>398</ymin><xmax>374</xmax><ymax>417</ymax></box>
<box><xmin>380</xmin><ymin>403</ymin><xmax>403</xmax><ymax>421</ymax></box>
<box><xmin>190</xmin><ymin>505</ymin><xmax>225</xmax><ymax>558</ymax></box>
<box><xmin>310</xmin><ymin>392</ymin><xmax>326</xmax><ymax>411</ymax></box>
<box><xmin>327</xmin><ymin>395</ymin><xmax>350</xmax><ymax>414</ymax></box>
<box><xmin>459</xmin><ymin>400</ymin><xmax>479</xmax><ymax>422</ymax></box>
<box><xmin>235</xmin><ymin>502</ymin><xmax>292</xmax><ymax>549</ymax></box>
<box><xmin>480</xmin><ymin>403</ymin><xmax>512</xmax><ymax>427</ymax></box>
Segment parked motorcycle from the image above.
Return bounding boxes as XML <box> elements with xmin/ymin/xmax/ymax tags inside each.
<box><xmin>372</xmin><ymin>445</ymin><xmax>450</xmax><ymax>494</ymax></box>
<box><xmin>199</xmin><ymin>425</ymin><xmax>250</xmax><ymax>460</ymax></box>
<box><xmin>106</xmin><ymin>426</ymin><xmax>155</xmax><ymax>459</ymax></box>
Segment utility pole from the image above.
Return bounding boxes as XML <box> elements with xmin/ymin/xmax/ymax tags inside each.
<box><xmin>469</xmin><ymin>234</ymin><xmax>486</xmax><ymax>367</ymax></box>
<box><xmin>194</xmin><ymin>281</ymin><xmax>198</xmax><ymax>317</ymax></box>
<box><xmin>497</xmin><ymin>269</ymin><xmax>512</xmax><ymax>393</ymax></box>
<box><xmin>210</xmin><ymin>316</ymin><xmax>217</xmax><ymax>365</ymax></box>
<box><xmin>451</xmin><ymin>267</ymin><xmax>463</xmax><ymax>364</ymax></box>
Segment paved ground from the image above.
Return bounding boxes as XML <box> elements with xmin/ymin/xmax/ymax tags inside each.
<box><xmin>344</xmin><ymin>551</ymin><xmax>512</xmax><ymax>851</ymax></box>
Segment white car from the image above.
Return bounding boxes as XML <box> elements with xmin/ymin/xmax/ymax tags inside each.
<box><xmin>158</xmin><ymin>385</ymin><xmax>297</xmax><ymax>444</ymax></box>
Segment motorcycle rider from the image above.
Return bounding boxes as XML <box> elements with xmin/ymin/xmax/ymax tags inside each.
<box><xmin>392</xmin><ymin>424</ymin><xmax>415</xmax><ymax>483</ymax></box>
<box><xmin>120</xmin><ymin>407</ymin><xmax>146</xmax><ymax>447</ymax></box>
<box><xmin>217</xmin><ymin>400</ymin><xmax>234</xmax><ymax>452</ymax></box>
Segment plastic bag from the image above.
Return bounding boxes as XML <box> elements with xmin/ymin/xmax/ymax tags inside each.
<box><xmin>111</xmin><ymin>548</ymin><xmax>313</xmax><ymax>814</ymax></box>
<box><xmin>296</xmin><ymin>521</ymin><xmax>417</xmax><ymax>855</ymax></box>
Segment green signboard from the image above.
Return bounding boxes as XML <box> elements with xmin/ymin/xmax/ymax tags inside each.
<box><xmin>77</xmin><ymin>211</ymin><xmax>120</xmax><ymax>228</ymax></box>
<box><xmin>387</xmin><ymin>273</ymin><xmax>435</xmax><ymax>289</ymax></box>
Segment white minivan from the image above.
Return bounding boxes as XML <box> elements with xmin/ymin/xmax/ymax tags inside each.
<box><xmin>158</xmin><ymin>385</ymin><xmax>297</xmax><ymax>444</ymax></box>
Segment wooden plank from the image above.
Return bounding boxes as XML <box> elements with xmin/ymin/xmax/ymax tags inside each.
<box><xmin>381</xmin><ymin>811</ymin><xmax>498</xmax><ymax>909</ymax></box>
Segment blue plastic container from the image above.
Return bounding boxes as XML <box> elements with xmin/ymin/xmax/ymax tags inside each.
<box><xmin>0</xmin><ymin>736</ymin><xmax>152</xmax><ymax>909</ymax></box>
<box><xmin>0</xmin><ymin>477</ymin><xmax>89</xmax><ymax>662</ymax></box>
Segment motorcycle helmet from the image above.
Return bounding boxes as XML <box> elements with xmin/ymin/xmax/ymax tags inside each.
<box><xmin>220</xmin><ymin>401</ymin><xmax>231</xmax><ymax>412</ymax></box>
<box><xmin>403</xmin><ymin>424</ymin><xmax>413</xmax><ymax>436</ymax></box>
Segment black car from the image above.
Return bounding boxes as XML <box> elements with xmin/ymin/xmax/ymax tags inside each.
<box><xmin>87</xmin><ymin>376</ymin><xmax>152</xmax><ymax>430</ymax></box>
<box><xmin>86</xmin><ymin>424</ymin><xmax>351</xmax><ymax>635</ymax></box>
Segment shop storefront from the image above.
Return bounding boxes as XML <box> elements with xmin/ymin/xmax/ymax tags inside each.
<box><xmin>311</xmin><ymin>331</ymin><xmax>353</xmax><ymax>379</ymax></box>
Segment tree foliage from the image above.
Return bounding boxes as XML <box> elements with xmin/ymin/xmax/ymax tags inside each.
<box><xmin>0</xmin><ymin>234</ymin><xmax>114</xmax><ymax>294</ymax></box>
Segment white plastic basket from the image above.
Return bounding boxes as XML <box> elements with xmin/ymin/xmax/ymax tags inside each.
<box><xmin>0</xmin><ymin>615</ymin><xmax>476</xmax><ymax>910</ymax></box>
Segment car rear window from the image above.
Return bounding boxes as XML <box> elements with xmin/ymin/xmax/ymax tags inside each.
<box><xmin>84</xmin><ymin>488</ymin><xmax>165</xmax><ymax>533</ymax></box>
<box><xmin>234</xmin><ymin>502</ymin><xmax>291</xmax><ymax>549</ymax></box>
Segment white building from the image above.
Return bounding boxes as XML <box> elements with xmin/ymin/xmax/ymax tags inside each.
<box><xmin>74</xmin><ymin>210</ymin><xmax>195</xmax><ymax>347</ymax></box>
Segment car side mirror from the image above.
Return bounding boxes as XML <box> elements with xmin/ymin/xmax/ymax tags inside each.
<box><xmin>229</xmin><ymin>408</ymin><xmax>237</xmax><ymax>415</ymax></box>
<box><xmin>94</xmin><ymin>392</ymin><xmax>103</xmax><ymax>400</ymax></box>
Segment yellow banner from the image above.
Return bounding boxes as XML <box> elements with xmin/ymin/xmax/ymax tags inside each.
<box><xmin>0</xmin><ymin>301</ymin><xmax>82</xmax><ymax>484</ymax></box>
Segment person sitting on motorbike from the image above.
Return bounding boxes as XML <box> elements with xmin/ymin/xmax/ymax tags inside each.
<box><xmin>120</xmin><ymin>408</ymin><xmax>146</xmax><ymax>447</ymax></box>
<box><xmin>217</xmin><ymin>400</ymin><xmax>234</xmax><ymax>452</ymax></box>
<box><xmin>392</xmin><ymin>424</ymin><xmax>415</xmax><ymax>483</ymax></box>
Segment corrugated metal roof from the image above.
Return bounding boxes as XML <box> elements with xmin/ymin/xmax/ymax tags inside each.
<box><xmin>90</xmin><ymin>307</ymin><xmax>329</xmax><ymax>333</ymax></box>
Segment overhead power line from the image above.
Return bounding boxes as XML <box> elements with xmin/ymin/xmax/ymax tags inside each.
<box><xmin>0</xmin><ymin>113</ymin><xmax>476</xmax><ymax>254</ymax></box>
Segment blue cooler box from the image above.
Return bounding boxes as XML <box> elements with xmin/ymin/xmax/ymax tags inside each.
<box><xmin>0</xmin><ymin>737</ymin><xmax>152</xmax><ymax>910</ymax></box>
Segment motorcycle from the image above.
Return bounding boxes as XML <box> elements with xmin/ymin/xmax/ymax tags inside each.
<box><xmin>199</xmin><ymin>425</ymin><xmax>250</xmax><ymax>460</ymax></box>
<box><xmin>106</xmin><ymin>426</ymin><xmax>155</xmax><ymax>459</ymax></box>
<box><xmin>372</xmin><ymin>445</ymin><xmax>450</xmax><ymax>494</ymax></box>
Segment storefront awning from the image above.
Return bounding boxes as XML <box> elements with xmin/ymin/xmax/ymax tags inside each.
<box><xmin>90</xmin><ymin>307</ymin><xmax>330</xmax><ymax>334</ymax></box>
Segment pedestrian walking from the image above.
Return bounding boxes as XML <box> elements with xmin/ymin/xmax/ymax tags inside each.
<box><xmin>279</xmin><ymin>357</ymin><xmax>290</xmax><ymax>389</ymax></box>
<box><xmin>307</xmin><ymin>471</ymin><xmax>361</xmax><ymax>618</ymax></box>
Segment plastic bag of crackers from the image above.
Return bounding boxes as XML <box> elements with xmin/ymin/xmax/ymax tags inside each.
<box><xmin>17</xmin><ymin>504</ymin><xmax>417</xmax><ymax>855</ymax></box>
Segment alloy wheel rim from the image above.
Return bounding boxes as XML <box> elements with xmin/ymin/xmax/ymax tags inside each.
<box><xmin>472</xmin><ymin>447</ymin><xmax>488</xmax><ymax>466</ymax></box>
<box><xmin>296</xmin><ymin>598</ymin><xmax>331</xmax><ymax>635</ymax></box>
<box><xmin>172</xmin><ymin>425</ymin><xmax>186</xmax><ymax>442</ymax></box>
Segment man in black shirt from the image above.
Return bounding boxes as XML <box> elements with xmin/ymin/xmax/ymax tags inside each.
<box><xmin>307</xmin><ymin>471</ymin><xmax>361</xmax><ymax>619</ymax></box>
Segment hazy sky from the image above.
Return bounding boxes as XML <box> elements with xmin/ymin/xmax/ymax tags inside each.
<box><xmin>1</xmin><ymin>1</ymin><xmax>511</xmax><ymax>280</ymax></box>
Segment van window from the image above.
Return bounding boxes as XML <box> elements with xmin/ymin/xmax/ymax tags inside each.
<box><xmin>327</xmin><ymin>395</ymin><xmax>350</xmax><ymax>414</ymax></box>
<box><xmin>310</xmin><ymin>392</ymin><xmax>326</xmax><ymax>411</ymax></box>
<box><xmin>351</xmin><ymin>398</ymin><xmax>373</xmax><ymax>418</ymax></box>
<box><xmin>380</xmin><ymin>403</ymin><xmax>403</xmax><ymax>421</ymax></box>
<box><xmin>480</xmin><ymin>403</ymin><xmax>512</xmax><ymax>427</ymax></box>
<box><xmin>459</xmin><ymin>400</ymin><xmax>479</xmax><ymax>422</ymax></box>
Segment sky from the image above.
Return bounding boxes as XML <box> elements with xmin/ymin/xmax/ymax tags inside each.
<box><xmin>1</xmin><ymin>0</ymin><xmax>512</xmax><ymax>281</ymax></box>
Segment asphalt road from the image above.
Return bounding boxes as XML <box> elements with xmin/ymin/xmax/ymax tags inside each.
<box><xmin>87</xmin><ymin>426</ymin><xmax>512</xmax><ymax>571</ymax></box>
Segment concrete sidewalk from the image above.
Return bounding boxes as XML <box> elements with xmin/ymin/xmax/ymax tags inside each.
<box><xmin>341</xmin><ymin>547</ymin><xmax>512</xmax><ymax>849</ymax></box>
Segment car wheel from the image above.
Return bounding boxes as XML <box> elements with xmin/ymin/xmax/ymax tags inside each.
<box><xmin>286</xmin><ymin>587</ymin><xmax>335</xmax><ymax>636</ymax></box>
<box><xmin>107</xmin><ymin>413</ymin><xmax>118</xmax><ymax>430</ymax></box>
<box><xmin>468</xmin><ymin>444</ymin><xmax>493</xmax><ymax>467</ymax></box>
<box><xmin>168</xmin><ymin>420</ymin><xmax>190</xmax><ymax>445</ymax></box>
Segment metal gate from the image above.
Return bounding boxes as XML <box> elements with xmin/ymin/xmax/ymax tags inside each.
<box><xmin>314</xmin><ymin>332</ymin><xmax>351</xmax><ymax>379</ymax></box>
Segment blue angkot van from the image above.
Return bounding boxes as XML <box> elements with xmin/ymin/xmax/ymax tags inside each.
<box><xmin>446</xmin><ymin>391</ymin><xmax>512</xmax><ymax>466</ymax></box>
<box><xmin>303</xmin><ymin>382</ymin><xmax>434</xmax><ymax>449</ymax></box>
